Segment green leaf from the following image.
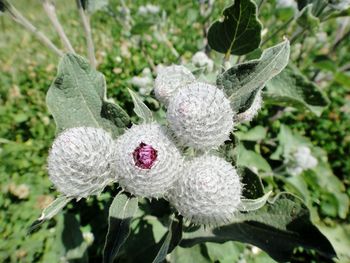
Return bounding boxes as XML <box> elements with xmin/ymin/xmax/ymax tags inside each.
<box><xmin>0</xmin><ymin>1</ymin><xmax>6</xmax><ymax>13</ymax></box>
<box><xmin>46</xmin><ymin>54</ymin><xmax>128</xmax><ymax>138</ymax></box>
<box><xmin>236</xmin><ymin>144</ymin><xmax>272</xmax><ymax>172</ymax></box>
<box><xmin>235</xmin><ymin>126</ymin><xmax>267</xmax><ymax>141</ymax></box>
<box><xmin>208</xmin><ymin>0</ymin><xmax>262</xmax><ymax>55</ymax></box>
<box><xmin>128</xmin><ymin>88</ymin><xmax>153</xmax><ymax>123</ymax></box>
<box><xmin>103</xmin><ymin>194</ymin><xmax>138</xmax><ymax>263</ymax></box>
<box><xmin>265</xmin><ymin>65</ymin><xmax>329</xmax><ymax>116</ymax></box>
<box><xmin>181</xmin><ymin>193</ymin><xmax>336</xmax><ymax>262</ymax></box>
<box><xmin>296</xmin><ymin>0</ymin><xmax>327</xmax><ymax>16</ymax></box>
<box><xmin>28</xmin><ymin>196</ymin><xmax>72</xmax><ymax>233</ymax></box>
<box><xmin>62</xmin><ymin>213</ymin><xmax>89</xmax><ymax>262</ymax></box>
<box><xmin>240</xmin><ymin>167</ymin><xmax>265</xmax><ymax>199</ymax></box>
<box><xmin>325</xmin><ymin>6</ymin><xmax>350</xmax><ymax>19</ymax></box>
<box><xmin>101</xmin><ymin>101</ymin><xmax>131</xmax><ymax>131</ymax></box>
<box><xmin>217</xmin><ymin>40</ymin><xmax>290</xmax><ymax>112</ymax></box>
<box><xmin>206</xmin><ymin>242</ymin><xmax>243</xmax><ymax>263</ymax></box>
<box><xmin>297</xmin><ymin>4</ymin><xmax>320</xmax><ymax>32</ymax></box>
<box><xmin>334</xmin><ymin>72</ymin><xmax>350</xmax><ymax>88</ymax></box>
<box><xmin>152</xmin><ymin>216</ymin><xmax>183</xmax><ymax>263</ymax></box>
<box><xmin>170</xmin><ymin>245</ymin><xmax>210</xmax><ymax>263</ymax></box>
<box><xmin>81</xmin><ymin>0</ymin><xmax>108</xmax><ymax>13</ymax></box>
<box><xmin>318</xmin><ymin>223</ymin><xmax>350</xmax><ymax>262</ymax></box>
<box><xmin>238</xmin><ymin>191</ymin><xmax>272</xmax><ymax>212</ymax></box>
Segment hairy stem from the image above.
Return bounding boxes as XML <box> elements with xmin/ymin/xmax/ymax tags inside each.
<box><xmin>42</xmin><ymin>0</ymin><xmax>75</xmax><ymax>53</ymax></box>
<box><xmin>76</xmin><ymin>0</ymin><xmax>97</xmax><ymax>68</ymax></box>
<box><xmin>2</xmin><ymin>0</ymin><xmax>63</xmax><ymax>56</ymax></box>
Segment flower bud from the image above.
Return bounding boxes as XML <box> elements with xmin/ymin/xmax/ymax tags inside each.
<box><xmin>167</xmin><ymin>82</ymin><xmax>234</xmax><ymax>150</ymax></box>
<box><xmin>154</xmin><ymin>65</ymin><xmax>195</xmax><ymax>106</ymax></box>
<box><xmin>169</xmin><ymin>155</ymin><xmax>242</xmax><ymax>226</ymax></box>
<box><xmin>48</xmin><ymin>127</ymin><xmax>116</xmax><ymax>198</ymax></box>
<box><xmin>114</xmin><ymin>123</ymin><xmax>183</xmax><ymax>198</ymax></box>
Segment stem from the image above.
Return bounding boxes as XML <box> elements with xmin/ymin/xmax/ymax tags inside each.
<box><xmin>258</xmin><ymin>0</ymin><xmax>265</xmax><ymax>10</ymax></box>
<box><xmin>331</xmin><ymin>27</ymin><xmax>350</xmax><ymax>53</ymax></box>
<box><xmin>290</xmin><ymin>27</ymin><xmax>306</xmax><ymax>44</ymax></box>
<box><xmin>42</xmin><ymin>0</ymin><xmax>75</xmax><ymax>53</ymax></box>
<box><xmin>312</xmin><ymin>26</ymin><xmax>350</xmax><ymax>81</ymax></box>
<box><xmin>159</xmin><ymin>30</ymin><xmax>180</xmax><ymax>59</ymax></box>
<box><xmin>2</xmin><ymin>0</ymin><xmax>63</xmax><ymax>57</ymax></box>
<box><xmin>76</xmin><ymin>0</ymin><xmax>97</xmax><ymax>68</ymax></box>
<box><xmin>224</xmin><ymin>49</ymin><xmax>231</xmax><ymax>62</ymax></box>
<box><xmin>261</xmin><ymin>16</ymin><xmax>294</xmax><ymax>46</ymax></box>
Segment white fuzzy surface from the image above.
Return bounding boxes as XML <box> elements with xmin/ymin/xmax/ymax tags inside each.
<box><xmin>154</xmin><ymin>65</ymin><xmax>195</xmax><ymax>106</ymax></box>
<box><xmin>287</xmin><ymin>146</ymin><xmax>318</xmax><ymax>176</ymax></box>
<box><xmin>114</xmin><ymin>123</ymin><xmax>183</xmax><ymax>198</ymax></box>
<box><xmin>192</xmin><ymin>51</ymin><xmax>214</xmax><ymax>72</ymax></box>
<box><xmin>48</xmin><ymin>127</ymin><xmax>116</xmax><ymax>198</ymax></box>
<box><xmin>167</xmin><ymin>82</ymin><xmax>234</xmax><ymax>150</ymax></box>
<box><xmin>169</xmin><ymin>155</ymin><xmax>242</xmax><ymax>226</ymax></box>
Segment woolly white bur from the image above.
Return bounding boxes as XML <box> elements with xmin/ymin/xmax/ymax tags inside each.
<box><xmin>169</xmin><ymin>155</ymin><xmax>242</xmax><ymax>226</ymax></box>
<box><xmin>154</xmin><ymin>65</ymin><xmax>196</xmax><ymax>106</ymax></box>
<box><xmin>114</xmin><ymin>123</ymin><xmax>183</xmax><ymax>199</ymax></box>
<box><xmin>48</xmin><ymin>127</ymin><xmax>116</xmax><ymax>198</ymax></box>
<box><xmin>167</xmin><ymin>82</ymin><xmax>234</xmax><ymax>150</ymax></box>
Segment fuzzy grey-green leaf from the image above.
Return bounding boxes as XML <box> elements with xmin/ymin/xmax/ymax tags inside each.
<box><xmin>103</xmin><ymin>194</ymin><xmax>138</xmax><ymax>263</ymax></box>
<box><xmin>208</xmin><ymin>0</ymin><xmax>262</xmax><ymax>55</ymax></box>
<box><xmin>265</xmin><ymin>64</ymin><xmax>329</xmax><ymax>116</ymax></box>
<box><xmin>180</xmin><ymin>193</ymin><xmax>336</xmax><ymax>262</ymax></box>
<box><xmin>128</xmin><ymin>88</ymin><xmax>153</xmax><ymax>123</ymax></box>
<box><xmin>217</xmin><ymin>40</ymin><xmax>290</xmax><ymax>112</ymax></box>
<box><xmin>297</xmin><ymin>4</ymin><xmax>320</xmax><ymax>32</ymax></box>
<box><xmin>152</xmin><ymin>216</ymin><xmax>183</xmax><ymax>263</ymax></box>
<box><xmin>46</xmin><ymin>54</ymin><xmax>129</xmax><ymax>137</ymax></box>
<box><xmin>38</xmin><ymin>196</ymin><xmax>72</xmax><ymax>221</ymax></box>
<box><xmin>28</xmin><ymin>196</ymin><xmax>72</xmax><ymax>233</ymax></box>
<box><xmin>238</xmin><ymin>190</ymin><xmax>272</xmax><ymax>212</ymax></box>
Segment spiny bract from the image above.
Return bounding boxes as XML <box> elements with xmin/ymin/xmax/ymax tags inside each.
<box><xmin>235</xmin><ymin>89</ymin><xmax>263</xmax><ymax>123</ymax></box>
<box><xmin>114</xmin><ymin>123</ymin><xmax>183</xmax><ymax>198</ymax></box>
<box><xmin>169</xmin><ymin>155</ymin><xmax>242</xmax><ymax>226</ymax></box>
<box><xmin>167</xmin><ymin>82</ymin><xmax>234</xmax><ymax>150</ymax></box>
<box><xmin>154</xmin><ymin>65</ymin><xmax>195</xmax><ymax>106</ymax></box>
<box><xmin>47</xmin><ymin>127</ymin><xmax>116</xmax><ymax>198</ymax></box>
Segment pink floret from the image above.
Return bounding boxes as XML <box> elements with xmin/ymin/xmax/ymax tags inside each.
<box><xmin>133</xmin><ymin>142</ymin><xmax>158</xmax><ymax>169</ymax></box>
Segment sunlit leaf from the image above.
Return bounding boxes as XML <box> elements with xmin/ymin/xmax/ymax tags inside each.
<box><xmin>208</xmin><ymin>0</ymin><xmax>262</xmax><ymax>55</ymax></box>
<box><xmin>181</xmin><ymin>193</ymin><xmax>336</xmax><ymax>262</ymax></box>
<box><xmin>46</xmin><ymin>54</ymin><xmax>129</xmax><ymax>138</ymax></box>
<box><xmin>265</xmin><ymin>65</ymin><xmax>329</xmax><ymax>116</ymax></box>
<box><xmin>103</xmin><ymin>194</ymin><xmax>138</xmax><ymax>263</ymax></box>
<box><xmin>217</xmin><ymin>40</ymin><xmax>290</xmax><ymax>112</ymax></box>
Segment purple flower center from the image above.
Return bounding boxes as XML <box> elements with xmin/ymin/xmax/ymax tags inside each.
<box><xmin>133</xmin><ymin>142</ymin><xmax>158</xmax><ymax>169</ymax></box>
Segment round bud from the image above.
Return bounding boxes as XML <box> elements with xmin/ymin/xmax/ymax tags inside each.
<box><xmin>114</xmin><ymin>123</ymin><xmax>183</xmax><ymax>198</ymax></box>
<box><xmin>167</xmin><ymin>82</ymin><xmax>234</xmax><ymax>150</ymax></box>
<box><xmin>154</xmin><ymin>65</ymin><xmax>195</xmax><ymax>106</ymax></box>
<box><xmin>235</xmin><ymin>90</ymin><xmax>263</xmax><ymax>123</ymax></box>
<box><xmin>48</xmin><ymin>127</ymin><xmax>116</xmax><ymax>198</ymax></box>
<box><xmin>169</xmin><ymin>155</ymin><xmax>242</xmax><ymax>226</ymax></box>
